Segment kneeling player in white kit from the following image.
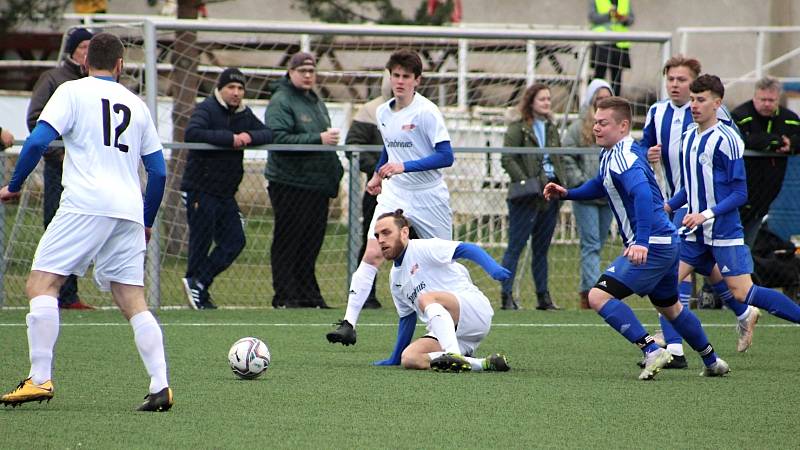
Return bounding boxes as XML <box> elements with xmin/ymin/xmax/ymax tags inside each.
<box><xmin>0</xmin><ymin>33</ymin><xmax>171</xmax><ymax>411</ymax></box>
<box><xmin>327</xmin><ymin>49</ymin><xmax>456</xmax><ymax>364</ymax></box>
<box><xmin>374</xmin><ymin>210</ymin><xmax>511</xmax><ymax>372</ymax></box>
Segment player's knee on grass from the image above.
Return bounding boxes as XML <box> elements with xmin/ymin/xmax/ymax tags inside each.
<box><xmin>400</xmin><ymin>348</ymin><xmax>427</xmax><ymax>370</ymax></box>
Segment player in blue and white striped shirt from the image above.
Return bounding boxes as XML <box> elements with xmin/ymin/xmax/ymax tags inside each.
<box><xmin>640</xmin><ymin>56</ymin><xmax>755</xmax><ymax>364</ymax></box>
<box><xmin>667</xmin><ymin>75</ymin><xmax>800</xmax><ymax>335</ymax></box>
<box><xmin>545</xmin><ymin>97</ymin><xmax>728</xmax><ymax>379</ymax></box>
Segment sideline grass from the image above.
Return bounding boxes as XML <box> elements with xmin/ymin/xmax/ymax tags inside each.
<box><xmin>0</xmin><ymin>308</ymin><xmax>797</xmax><ymax>449</ymax></box>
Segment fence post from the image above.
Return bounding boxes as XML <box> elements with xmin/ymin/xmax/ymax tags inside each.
<box><xmin>347</xmin><ymin>151</ymin><xmax>362</xmax><ymax>290</ymax></box>
<box><xmin>0</xmin><ymin>152</ymin><xmax>5</xmax><ymax>307</ymax></box>
<box><xmin>144</xmin><ymin>19</ymin><xmax>162</xmax><ymax>308</ymax></box>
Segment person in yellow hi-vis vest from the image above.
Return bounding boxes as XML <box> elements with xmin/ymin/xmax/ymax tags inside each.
<box><xmin>589</xmin><ymin>0</ymin><xmax>634</xmax><ymax>96</ymax></box>
<box><xmin>73</xmin><ymin>0</ymin><xmax>107</xmax><ymax>14</ymax></box>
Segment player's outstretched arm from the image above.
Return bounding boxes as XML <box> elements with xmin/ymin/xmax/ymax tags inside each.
<box><xmin>1</xmin><ymin>121</ymin><xmax>59</xmax><ymax>203</ymax></box>
<box><xmin>398</xmin><ymin>140</ymin><xmax>454</xmax><ymax>174</ymax></box>
<box><xmin>373</xmin><ymin>312</ymin><xmax>416</xmax><ymax>366</ymax></box>
<box><xmin>452</xmin><ymin>242</ymin><xmax>511</xmax><ymax>281</ymax></box>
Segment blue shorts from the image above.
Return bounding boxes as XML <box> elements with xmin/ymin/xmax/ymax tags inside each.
<box><xmin>602</xmin><ymin>239</ymin><xmax>679</xmax><ymax>300</ymax></box>
<box><xmin>680</xmin><ymin>241</ymin><xmax>754</xmax><ymax>277</ymax></box>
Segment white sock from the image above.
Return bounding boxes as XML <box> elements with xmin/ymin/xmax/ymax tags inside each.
<box><xmin>130</xmin><ymin>311</ymin><xmax>169</xmax><ymax>394</ymax></box>
<box><xmin>424</xmin><ymin>303</ymin><xmax>460</xmax><ymax>354</ymax></box>
<box><xmin>27</xmin><ymin>296</ymin><xmax>60</xmax><ymax>385</ymax></box>
<box><xmin>465</xmin><ymin>356</ymin><xmax>484</xmax><ymax>372</ymax></box>
<box><xmin>666</xmin><ymin>343</ymin><xmax>685</xmax><ymax>357</ymax></box>
<box><xmin>343</xmin><ymin>262</ymin><xmax>379</xmax><ymax>326</ymax></box>
<box><xmin>737</xmin><ymin>306</ymin><xmax>752</xmax><ymax>322</ymax></box>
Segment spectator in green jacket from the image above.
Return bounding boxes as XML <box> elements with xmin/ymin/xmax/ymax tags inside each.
<box><xmin>265</xmin><ymin>52</ymin><xmax>344</xmax><ymax>309</ymax></box>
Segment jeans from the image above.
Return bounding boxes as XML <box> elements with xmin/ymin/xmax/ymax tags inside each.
<box><xmin>184</xmin><ymin>190</ymin><xmax>246</xmax><ymax>289</ymax></box>
<box><xmin>572</xmin><ymin>201</ymin><xmax>614</xmax><ymax>292</ymax></box>
<box><xmin>501</xmin><ymin>198</ymin><xmax>560</xmax><ymax>296</ymax></box>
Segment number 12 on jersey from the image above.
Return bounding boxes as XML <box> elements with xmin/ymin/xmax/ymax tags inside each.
<box><xmin>101</xmin><ymin>98</ymin><xmax>131</xmax><ymax>153</ymax></box>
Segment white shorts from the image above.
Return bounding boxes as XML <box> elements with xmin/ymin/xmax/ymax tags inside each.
<box><xmin>368</xmin><ymin>180</ymin><xmax>452</xmax><ymax>240</ymax></box>
<box><xmin>32</xmin><ymin>212</ymin><xmax>146</xmax><ymax>291</ymax></box>
<box><xmin>424</xmin><ymin>289</ymin><xmax>494</xmax><ymax>356</ymax></box>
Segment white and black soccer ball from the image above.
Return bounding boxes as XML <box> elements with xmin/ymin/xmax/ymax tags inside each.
<box><xmin>228</xmin><ymin>337</ymin><xmax>271</xmax><ymax>379</ymax></box>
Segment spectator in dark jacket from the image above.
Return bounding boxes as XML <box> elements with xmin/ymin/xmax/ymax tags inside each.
<box><xmin>343</xmin><ymin>71</ymin><xmax>393</xmax><ymax>310</ymax></box>
<box><xmin>732</xmin><ymin>76</ymin><xmax>800</xmax><ymax>247</ymax></box>
<box><xmin>181</xmin><ymin>67</ymin><xmax>272</xmax><ymax>310</ymax></box>
<box><xmin>265</xmin><ymin>52</ymin><xmax>344</xmax><ymax>309</ymax></box>
<box><xmin>26</xmin><ymin>27</ymin><xmax>93</xmax><ymax>310</ymax></box>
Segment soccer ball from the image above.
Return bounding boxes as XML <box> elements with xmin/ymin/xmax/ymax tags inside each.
<box><xmin>228</xmin><ymin>337</ymin><xmax>271</xmax><ymax>379</ymax></box>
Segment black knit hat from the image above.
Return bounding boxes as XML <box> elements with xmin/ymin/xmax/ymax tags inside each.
<box><xmin>217</xmin><ymin>67</ymin><xmax>247</xmax><ymax>90</ymax></box>
<box><xmin>65</xmin><ymin>28</ymin><xmax>93</xmax><ymax>57</ymax></box>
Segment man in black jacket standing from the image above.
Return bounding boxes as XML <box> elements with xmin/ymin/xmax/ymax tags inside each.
<box><xmin>26</xmin><ymin>27</ymin><xmax>93</xmax><ymax>310</ymax></box>
<box><xmin>732</xmin><ymin>76</ymin><xmax>800</xmax><ymax>247</ymax></box>
<box><xmin>181</xmin><ymin>68</ymin><xmax>271</xmax><ymax>310</ymax></box>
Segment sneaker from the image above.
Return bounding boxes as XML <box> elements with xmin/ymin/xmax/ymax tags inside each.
<box><xmin>326</xmin><ymin>320</ymin><xmax>357</xmax><ymax>346</ymax></box>
<box><xmin>483</xmin><ymin>353</ymin><xmax>510</xmax><ymax>372</ymax></box>
<box><xmin>700</xmin><ymin>358</ymin><xmax>730</xmax><ymax>377</ymax></box>
<box><xmin>198</xmin><ymin>298</ymin><xmax>218</xmax><ymax>310</ymax></box>
<box><xmin>736</xmin><ymin>306</ymin><xmax>760</xmax><ymax>352</ymax></box>
<box><xmin>430</xmin><ymin>353</ymin><xmax>472</xmax><ymax>373</ymax></box>
<box><xmin>363</xmin><ymin>298</ymin><xmax>382</xmax><ymax>309</ymax></box>
<box><xmin>137</xmin><ymin>387</ymin><xmax>174</xmax><ymax>412</ymax></box>
<box><xmin>182</xmin><ymin>277</ymin><xmax>206</xmax><ymax>310</ymax></box>
<box><xmin>638</xmin><ymin>348</ymin><xmax>673</xmax><ymax>380</ymax></box>
<box><xmin>0</xmin><ymin>378</ymin><xmax>54</xmax><ymax>407</ymax></box>
<box><xmin>664</xmin><ymin>354</ymin><xmax>688</xmax><ymax>369</ymax></box>
<box><xmin>60</xmin><ymin>299</ymin><xmax>95</xmax><ymax>310</ymax></box>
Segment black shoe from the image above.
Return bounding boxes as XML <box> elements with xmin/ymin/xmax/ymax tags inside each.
<box><xmin>637</xmin><ymin>353</ymin><xmax>687</xmax><ymax>369</ymax></box>
<box><xmin>198</xmin><ymin>298</ymin><xmax>218</xmax><ymax>310</ymax></box>
<box><xmin>500</xmin><ymin>292</ymin><xmax>519</xmax><ymax>310</ymax></box>
<box><xmin>363</xmin><ymin>298</ymin><xmax>382</xmax><ymax>309</ymax></box>
<box><xmin>535</xmin><ymin>291</ymin><xmax>561</xmax><ymax>310</ymax></box>
<box><xmin>182</xmin><ymin>277</ymin><xmax>205</xmax><ymax>310</ymax></box>
<box><xmin>430</xmin><ymin>353</ymin><xmax>472</xmax><ymax>373</ymax></box>
<box><xmin>664</xmin><ymin>354</ymin><xmax>688</xmax><ymax>369</ymax></box>
<box><xmin>326</xmin><ymin>320</ymin><xmax>357</xmax><ymax>346</ymax></box>
<box><xmin>137</xmin><ymin>387</ymin><xmax>173</xmax><ymax>412</ymax></box>
<box><xmin>272</xmin><ymin>297</ymin><xmax>286</xmax><ymax>309</ymax></box>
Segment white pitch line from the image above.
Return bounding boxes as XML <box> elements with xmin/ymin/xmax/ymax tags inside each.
<box><xmin>0</xmin><ymin>322</ymin><xmax>796</xmax><ymax>328</ymax></box>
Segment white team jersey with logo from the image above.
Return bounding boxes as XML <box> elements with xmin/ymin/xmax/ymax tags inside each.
<box><xmin>389</xmin><ymin>238</ymin><xmax>485</xmax><ymax>318</ymax></box>
<box><xmin>39</xmin><ymin>76</ymin><xmax>161</xmax><ymax>226</ymax></box>
<box><xmin>376</xmin><ymin>93</ymin><xmax>450</xmax><ymax>189</ymax></box>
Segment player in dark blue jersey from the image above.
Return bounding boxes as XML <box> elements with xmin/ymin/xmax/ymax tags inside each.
<box><xmin>545</xmin><ymin>97</ymin><xmax>729</xmax><ymax>379</ymax></box>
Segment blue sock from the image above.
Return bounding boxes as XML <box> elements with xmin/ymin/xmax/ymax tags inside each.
<box><xmin>598</xmin><ymin>299</ymin><xmax>660</xmax><ymax>355</ymax></box>
<box><xmin>712</xmin><ymin>280</ymin><xmax>748</xmax><ymax>317</ymax></box>
<box><xmin>668</xmin><ymin>307</ymin><xmax>717</xmax><ymax>366</ymax></box>
<box><xmin>746</xmin><ymin>285</ymin><xmax>800</xmax><ymax>323</ymax></box>
<box><xmin>659</xmin><ymin>314</ymin><xmax>682</xmax><ymax>345</ymax></box>
<box><xmin>679</xmin><ymin>280</ymin><xmax>693</xmax><ymax>307</ymax></box>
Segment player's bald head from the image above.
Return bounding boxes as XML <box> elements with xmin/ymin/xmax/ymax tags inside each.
<box><xmin>87</xmin><ymin>32</ymin><xmax>124</xmax><ymax>72</ymax></box>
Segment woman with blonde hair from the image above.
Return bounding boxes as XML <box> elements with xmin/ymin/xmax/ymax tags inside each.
<box><xmin>561</xmin><ymin>79</ymin><xmax>614</xmax><ymax>309</ymax></box>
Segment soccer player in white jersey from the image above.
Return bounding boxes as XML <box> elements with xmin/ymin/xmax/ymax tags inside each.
<box><xmin>640</xmin><ymin>56</ymin><xmax>758</xmax><ymax>364</ymax></box>
<box><xmin>0</xmin><ymin>33</ymin><xmax>171</xmax><ymax>412</ymax></box>
<box><xmin>327</xmin><ymin>50</ymin><xmax>455</xmax><ymax>365</ymax></box>
<box><xmin>666</xmin><ymin>75</ymin><xmax>800</xmax><ymax>334</ymax></box>
<box><xmin>373</xmin><ymin>209</ymin><xmax>511</xmax><ymax>372</ymax></box>
<box><xmin>544</xmin><ymin>97</ymin><xmax>729</xmax><ymax>380</ymax></box>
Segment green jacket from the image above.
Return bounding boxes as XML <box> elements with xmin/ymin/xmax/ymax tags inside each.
<box><xmin>501</xmin><ymin>118</ymin><xmax>564</xmax><ymax>203</ymax></box>
<box><xmin>560</xmin><ymin>119</ymin><xmax>606</xmax><ymax>205</ymax></box>
<box><xmin>264</xmin><ymin>77</ymin><xmax>344</xmax><ymax>198</ymax></box>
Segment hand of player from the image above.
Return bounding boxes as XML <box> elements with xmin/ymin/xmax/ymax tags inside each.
<box><xmin>490</xmin><ymin>266</ymin><xmax>512</xmax><ymax>281</ymax></box>
<box><xmin>682</xmin><ymin>212</ymin><xmax>708</xmax><ymax>229</ymax></box>
<box><xmin>542</xmin><ymin>182</ymin><xmax>567</xmax><ymax>201</ymax></box>
<box><xmin>623</xmin><ymin>244</ymin><xmax>648</xmax><ymax>265</ymax></box>
<box><xmin>0</xmin><ymin>186</ymin><xmax>20</xmax><ymax>204</ymax></box>
<box><xmin>647</xmin><ymin>144</ymin><xmax>661</xmax><ymax>163</ymax></box>
<box><xmin>778</xmin><ymin>135</ymin><xmax>791</xmax><ymax>153</ymax></box>
<box><xmin>366</xmin><ymin>172</ymin><xmax>383</xmax><ymax>196</ymax></box>
<box><xmin>378</xmin><ymin>162</ymin><xmax>404</xmax><ymax>179</ymax></box>
<box><xmin>372</xmin><ymin>357</ymin><xmax>401</xmax><ymax>366</ymax></box>
<box><xmin>663</xmin><ymin>202</ymin><xmax>672</xmax><ymax>214</ymax></box>
<box><xmin>0</xmin><ymin>129</ymin><xmax>14</xmax><ymax>149</ymax></box>
<box><xmin>145</xmin><ymin>227</ymin><xmax>152</xmax><ymax>243</ymax></box>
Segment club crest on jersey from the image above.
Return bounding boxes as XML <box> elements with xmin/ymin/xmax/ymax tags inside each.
<box><xmin>401</xmin><ymin>123</ymin><xmax>416</xmax><ymax>131</ymax></box>
<box><xmin>410</xmin><ymin>263</ymin><xmax>420</xmax><ymax>275</ymax></box>
<box><xmin>698</xmin><ymin>153</ymin><xmax>711</xmax><ymax>166</ymax></box>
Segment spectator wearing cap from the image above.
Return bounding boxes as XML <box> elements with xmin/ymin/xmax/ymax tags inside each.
<box><xmin>180</xmin><ymin>67</ymin><xmax>272</xmax><ymax>310</ymax></box>
<box><xmin>264</xmin><ymin>52</ymin><xmax>344</xmax><ymax>309</ymax></box>
<box><xmin>25</xmin><ymin>27</ymin><xmax>94</xmax><ymax>310</ymax></box>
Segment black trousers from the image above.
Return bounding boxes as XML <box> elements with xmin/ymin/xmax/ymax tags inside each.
<box><xmin>184</xmin><ymin>190</ymin><xmax>246</xmax><ymax>290</ymax></box>
<box><xmin>268</xmin><ymin>182</ymin><xmax>329</xmax><ymax>307</ymax></box>
<box><xmin>43</xmin><ymin>158</ymin><xmax>79</xmax><ymax>306</ymax></box>
<box><xmin>358</xmin><ymin>186</ymin><xmax>379</xmax><ymax>301</ymax></box>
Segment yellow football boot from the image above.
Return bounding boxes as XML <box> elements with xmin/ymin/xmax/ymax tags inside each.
<box><xmin>0</xmin><ymin>378</ymin><xmax>54</xmax><ymax>407</ymax></box>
